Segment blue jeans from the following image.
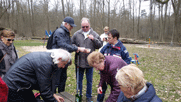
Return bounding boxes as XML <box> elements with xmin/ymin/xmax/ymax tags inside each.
<box><xmin>97</xmin><ymin>82</ymin><xmax>107</xmax><ymax>102</ymax></box>
<box><xmin>76</xmin><ymin>66</ymin><xmax>93</xmax><ymax>98</ymax></box>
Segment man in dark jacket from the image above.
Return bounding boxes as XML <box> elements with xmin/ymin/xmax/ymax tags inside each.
<box><xmin>115</xmin><ymin>64</ymin><xmax>162</xmax><ymax>102</ymax></box>
<box><xmin>3</xmin><ymin>49</ymin><xmax>71</xmax><ymax>102</ymax></box>
<box><xmin>51</xmin><ymin>16</ymin><xmax>85</xmax><ymax>93</ymax></box>
<box><xmin>71</xmin><ymin>17</ymin><xmax>102</xmax><ymax>102</ymax></box>
<box><xmin>97</xmin><ymin>29</ymin><xmax>131</xmax><ymax>102</ymax></box>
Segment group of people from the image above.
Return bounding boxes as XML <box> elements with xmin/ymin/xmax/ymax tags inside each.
<box><xmin>0</xmin><ymin>16</ymin><xmax>162</xmax><ymax>102</ymax></box>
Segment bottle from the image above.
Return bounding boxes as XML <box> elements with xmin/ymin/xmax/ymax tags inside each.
<box><xmin>75</xmin><ymin>90</ymin><xmax>81</xmax><ymax>102</ymax></box>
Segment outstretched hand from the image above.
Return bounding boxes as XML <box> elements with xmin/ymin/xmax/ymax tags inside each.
<box><xmin>53</xmin><ymin>94</ymin><xmax>64</xmax><ymax>102</ymax></box>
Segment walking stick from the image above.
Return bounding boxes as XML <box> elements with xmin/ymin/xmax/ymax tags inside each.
<box><xmin>75</xmin><ymin>46</ymin><xmax>81</xmax><ymax>102</ymax></box>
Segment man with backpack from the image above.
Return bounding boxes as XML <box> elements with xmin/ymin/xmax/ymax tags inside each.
<box><xmin>46</xmin><ymin>16</ymin><xmax>86</xmax><ymax>94</ymax></box>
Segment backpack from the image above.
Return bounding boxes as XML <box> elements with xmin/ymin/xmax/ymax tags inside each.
<box><xmin>46</xmin><ymin>30</ymin><xmax>56</xmax><ymax>49</ymax></box>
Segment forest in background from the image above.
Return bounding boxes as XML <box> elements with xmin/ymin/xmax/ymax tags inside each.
<box><xmin>0</xmin><ymin>0</ymin><xmax>180</xmax><ymax>42</ymax></box>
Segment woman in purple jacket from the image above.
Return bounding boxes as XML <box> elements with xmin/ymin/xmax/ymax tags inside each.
<box><xmin>87</xmin><ymin>51</ymin><xmax>127</xmax><ymax>102</ymax></box>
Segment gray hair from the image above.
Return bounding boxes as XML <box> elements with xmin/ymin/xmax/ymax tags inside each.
<box><xmin>62</xmin><ymin>21</ymin><xmax>66</xmax><ymax>26</ymax></box>
<box><xmin>47</xmin><ymin>48</ymin><xmax>71</xmax><ymax>64</ymax></box>
<box><xmin>81</xmin><ymin>17</ymin><xmax>91</xmax><ymax>26</ymax></box>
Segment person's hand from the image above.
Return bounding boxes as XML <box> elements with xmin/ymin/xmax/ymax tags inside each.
<box><xmin>88</xmin><ymin>34</ymin><xmax>94</xmax><ymax>40</ymax></box>
<box><xmin>53</xmin><ymin>94</ymin><xmax>64</xmax><ymax>102</ymax></box>
<box><xmin>103</xmin><ymin>37</ymin><xmax>107</xmax><ymax>41</ymax></box>
<box><xmin>84</xmin><ymin>48</ymin><xmax>91</xmax><ymax>53</ymax></box>
<box><xmin>97</xmin><ymin>86</ymin><xmax>102</xmax><ymax>94</ymax></box>
<box><xmin>77</xmin><ymin>47</ymin><xmax>85</xmax><ymax>53</ymax></box>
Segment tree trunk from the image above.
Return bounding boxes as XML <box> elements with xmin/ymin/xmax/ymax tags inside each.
<box><xmin>137</xmin><ymin>0</ymin><xmax>141</xmax><ymax>39</ymax></box>
<box><xmin>102</xmin><ymin>0</ymin><xmax>105</xmax><ymax>28</ymax></box>
<box><xmin>108</xmin><ymin>0</ymin><xmax>110</xmax><ymax>28</ymax></box>
<box><xmin>61</xmin><ymin>0</ymin><xmax>65</xmax><ymax>18</ymax></box>
<box><xmin>150</xmin><ymin>0</ymin><xmax>153</xmax><ymax>39</ymax></box>
<box><xmin>80</xmin><ymin>0</ymin><xmax>82</xmax><ymax>20</ymax></box>
<box><xmin>93</xmin><ymin>0</ymin><xmax>96</xmax><ymax>29</ymax></box>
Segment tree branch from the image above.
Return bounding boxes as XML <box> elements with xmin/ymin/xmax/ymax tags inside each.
<box><xmin>155</xmin><ymin>0</ymin><xmax>169</xmax><ymax>4</ymax></box>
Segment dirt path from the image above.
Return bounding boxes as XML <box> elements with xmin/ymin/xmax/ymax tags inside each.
<box><xmin>21</xmin><ymin>46</ymin><xmax>47</xmax><ymax>52</ymax></box>
<box><xmin>21</xmin><ymin>44</ymin><xmax>181</xmax><ymax>52</ymax></box>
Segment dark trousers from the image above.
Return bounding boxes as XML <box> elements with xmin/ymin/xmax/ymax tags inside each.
<box><xmin>54</xmin><ymin>65</ymin><xmax>68</xmax><ymax>93</ymax></box>
<box><xmin>97</xmin><ymin>82</ymin><xmax>107</xmax><ymax>102</ymax></box>
<box><xmin>7</xmin><ymin>88</ymin><xmax>37</xmax><ymax>102</ymax></box>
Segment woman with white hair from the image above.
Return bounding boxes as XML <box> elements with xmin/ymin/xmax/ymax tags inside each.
<box><xmin>115</xmin><ymin>64</ymin><xmax>162</xmax><ymax>102</ymax></box>
<box><xmin>3</xmin><ymin>49</ymin><xmax>71</xmax><ymax>102</ymax></box>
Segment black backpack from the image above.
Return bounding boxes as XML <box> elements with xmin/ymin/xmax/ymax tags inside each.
<box><xmin>46</xmin><ymin>30</ymin><xmax>56</xmax><ymax>49</ymax></box>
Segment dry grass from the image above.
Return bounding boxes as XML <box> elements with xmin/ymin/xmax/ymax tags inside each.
<box><xmin>15</xmin><ymin>40</ymin><xmax>181</xmax><ymax>102</ymax></box>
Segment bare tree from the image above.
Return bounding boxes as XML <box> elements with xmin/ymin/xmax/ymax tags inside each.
<box><xmin>61</xmin><ymin>0</ymin><xmax>65</xmax><ymax>18</ymax></box>
<box><xmin>137</xmin><ymin>0</ymin><xmax>141</xmax><ymax>39</ymax></box>
<box><xmin>107</xmin><ymin>0</ymin><xmax>110</xmax><ymax>28</ymax></box>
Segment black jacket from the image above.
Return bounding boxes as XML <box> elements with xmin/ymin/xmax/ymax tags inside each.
<box><xmin>3</xmin><ymin>52</ymin><xmax>59</xmax><ymax>102</ymax></box>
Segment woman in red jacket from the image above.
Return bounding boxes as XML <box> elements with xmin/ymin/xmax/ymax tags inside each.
<box><xmin>0</xmin><ymin>77</ymin><xmax>8</xmax><ymax>102</ymax></box>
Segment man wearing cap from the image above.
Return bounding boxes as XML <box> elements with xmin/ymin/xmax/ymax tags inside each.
<box><xmin>51</xmin><ymin>16</ymin><xmax>85</xmax><ymax>94</ymax></box>
<box><xmin>72</xmin><ymin>17</ymin><xmax>102</xmax><ymax>102</ymax></box>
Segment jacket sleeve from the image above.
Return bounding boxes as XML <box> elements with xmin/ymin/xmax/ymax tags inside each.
<box><xmin>98</xmin><ymin>72</ymin><xmax>105</xmax><ymax>87</ymax></box>
<box><xmin>54</xmin><ymin>29</ymin><xmax>78</xmax><ymax>52</ymax></box>
<box><xmin>106</xmin><ymin>69</ymin><xmax>121</xmax><ymax>102</ymax></box>
<box><xmin>100</xmin><ymin>45</ymin><xmax>106</xmax><ymax>54</ymax></box>
<box><xmin>121</xmin><ymin>46</ymin><xmax>131</xmax><ymax>64</ymax></box>
<box><xmin>91</xmin><ymin>32</ymin><xmax>103</xmax><ymax>49</ymax></box>
<box><xmin>35</xmin><ymin>64</ymin><xmax>57</xmax><ymax>102</ymax></box>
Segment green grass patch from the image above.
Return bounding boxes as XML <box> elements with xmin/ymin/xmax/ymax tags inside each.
<box><xmin>14</xmin><ymin>40</ymin><xmax>46</xmax><ymax>47</ymax></box>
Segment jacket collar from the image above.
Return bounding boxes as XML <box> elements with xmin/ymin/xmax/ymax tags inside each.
<box><xmin>121</xmin><ymin>83</ymin><xmax>157</xmax><ymax>102</ymax></box>
<box><xmin>60</xmin><ymin>25</ymin><xmax>70</xmax><ymax>33</ymax></box>
<box><xmin>107</xmin><ymin>40</ymin><xmax>123</xmax><ymax>50</ymax></box>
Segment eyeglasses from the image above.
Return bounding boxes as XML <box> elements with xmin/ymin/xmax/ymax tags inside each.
<box><xmin>82</xmin><ymin>26</ymin><xmax>89</xmax><ymax>28</ymax></box>
<box><xmin>4</xmin><ymin>38</ymin><xmax>14</xmax><ymax>41</ymax></box>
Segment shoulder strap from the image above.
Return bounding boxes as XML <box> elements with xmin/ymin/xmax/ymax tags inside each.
<box><xmin>0</xmin><ymin>53</ymin><xmax>7</xmax><ymax>63</ymax></box>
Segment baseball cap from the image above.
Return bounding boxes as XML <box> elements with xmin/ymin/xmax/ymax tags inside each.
<box><xmin>63</xmin><ymin>16</ymin><xmax>77</xmax><ymax>27</ymax></box>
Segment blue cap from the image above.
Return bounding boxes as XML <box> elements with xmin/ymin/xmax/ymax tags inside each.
<box><xmin>63</xmin><ymin>16</ymin><xmax>77</xmax><ymax>27</ymax></box>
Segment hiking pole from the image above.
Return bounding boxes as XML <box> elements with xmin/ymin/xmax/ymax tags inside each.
<box><xmin>75</xmin><ymin>46</ymin><xmax>81</xmax><ymax>102</ymax></box>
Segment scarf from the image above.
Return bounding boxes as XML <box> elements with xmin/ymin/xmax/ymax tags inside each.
<box><xmin>83</xmin><ymin>30</ymin><xmax>90</xmax><ymax>40</ymax></box>
<box><xmin>0</xmin><ymin>41</ymin><xmax>17</xmax><ymax>72</ymax></box>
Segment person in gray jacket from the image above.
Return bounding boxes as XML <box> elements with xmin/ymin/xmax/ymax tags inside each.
<box><xmin>3</xmin><ymin>49</ymin><xmax>71</xmax><ymax>102</ymax></box>
<box><xmin>71</xmin><ymin>17</ymin><xmax>102</xmax><ymax>102</ymax></box>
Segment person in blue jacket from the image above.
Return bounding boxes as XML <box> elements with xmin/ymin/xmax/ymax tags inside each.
<box><xmin>115</xmin><ymin>64</ymin><xmax>162</xmax><ymax>102</ymax></box>
<box><xmin>97</xmin><ymin>29</ymin><xmax>131</xmax><ymax>102</ymax></box>
<box><xmin>3</xmin><ymin>49</ymin><xmax>71</xmax><ymax>102</ymax></box>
